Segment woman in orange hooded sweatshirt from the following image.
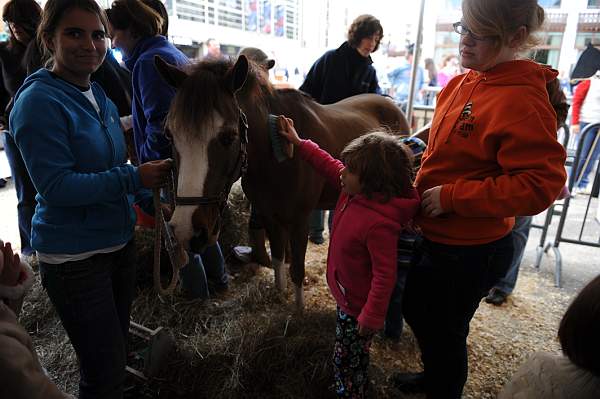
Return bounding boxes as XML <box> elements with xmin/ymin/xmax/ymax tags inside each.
<box><xmin>394</xmin><ymin>1</ymin><xmax>567</xmax><ymax>398</ymax></box>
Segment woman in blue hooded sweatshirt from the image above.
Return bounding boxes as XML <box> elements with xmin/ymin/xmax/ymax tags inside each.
<box><xmin>107</xmin><ymin>0</ymin><xmax>229</xmax><ymax>299</ymax></box>
<box><xmin>9</xmin><ymin>0</ymin><xmax>172</xmax><ymax>397</ymax></box>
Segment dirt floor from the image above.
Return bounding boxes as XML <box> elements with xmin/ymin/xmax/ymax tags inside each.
<box><xmin>17</xmin><ymin>228</ymin><xmax>575</xmax><ymax>399</ymax></box>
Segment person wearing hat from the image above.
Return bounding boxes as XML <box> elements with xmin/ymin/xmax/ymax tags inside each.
<box><xmin>238</xmin><ymin>47</ymin><xmax>276</xmax><ymax>71</ymax></box>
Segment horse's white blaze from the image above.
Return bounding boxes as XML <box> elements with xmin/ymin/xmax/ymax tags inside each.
<box><xmin>169</xmin><ymin>114</ymin><xmax>223</xmax><ymax>247</ymax></box>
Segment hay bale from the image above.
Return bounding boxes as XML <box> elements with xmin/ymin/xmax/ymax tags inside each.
<box><xmin>219</xmin><ymin>181</ymin><xmax>251</xmax><ymax>257</ymax></box>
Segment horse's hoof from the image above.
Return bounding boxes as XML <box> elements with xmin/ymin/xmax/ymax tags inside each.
<box><xmin>294</xmin><ymin>286</ymin><xmax>305</xmax><ymax>310</ymax></box>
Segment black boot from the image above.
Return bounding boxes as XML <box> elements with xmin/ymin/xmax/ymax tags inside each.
<box><xmin>391</xmin><ymin>371</ymin><xmax>426</xmax><ymax>393</ymax></box>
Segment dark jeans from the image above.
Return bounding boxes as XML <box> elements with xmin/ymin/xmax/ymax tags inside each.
<box><xmin>493</xmin><ymin>216</ymin><xmax>532</xmax><ymax>295</ymax></box>
<box><xmin>180</xmin><ymin>243</ymin><xmax>227</xmax><ymax>299</ymax></box>
<box><xmin>403</xmin><ymin>234</ymin><xmax>513</xmax><ymax>399</ymax></box>
<box><xmin>2</xmin><ymin>132</ymin><xmax>37</xmax><ymax>255</ymax></box>
<box><xmin>383</xmin><ymin>266</ymin><xmax>409</xmax><ymax>340</ymax></box>
<box><xmin>40</xmin><ymin>241</ymin><xmax>136</xmax><ymax>399</ymax></box>
<box><xmin>574</xmin><ymin>122</ymin><xmax>600</xmax><ymax>189</ymax></box>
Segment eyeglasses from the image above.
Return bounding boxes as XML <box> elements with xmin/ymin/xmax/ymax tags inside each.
<box><xmin>452</xmin><ymin>22</ymin><xmax>489</xmax><ymax>41</ymax></box>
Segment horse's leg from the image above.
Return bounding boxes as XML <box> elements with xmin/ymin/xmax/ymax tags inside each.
<box><xmin>289</xmin><ymin>220</ymin><xmax>310</xmax><ymax>310</ymax></box>
<box><xmin>265</xmin><ymin>221</ymin><xmax>288</xmax><ymax>291</ymax></box>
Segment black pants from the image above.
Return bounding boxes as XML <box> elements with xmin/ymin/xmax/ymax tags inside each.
<box><xmin>403</xmin><ymin>234</ymin><xmax>513</xmax><ymax>399</ymax></box>
<box><xmin>40</xmin><ymin>242</ymin><xmax>136</xmax><ymax>399</ymax></box>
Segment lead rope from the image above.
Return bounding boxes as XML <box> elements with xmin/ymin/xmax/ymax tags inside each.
<box><xmin>152</xmin><ymin>171</ymin><xmax>182</xmax><ymax>297</ymax></box>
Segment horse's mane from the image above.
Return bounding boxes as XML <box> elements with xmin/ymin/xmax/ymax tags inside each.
<box><xmin>166</xmin><ymin>59</ymin><xmax>240</xmax><ymax>135</ymax></box>
<box><xmin>167</xmin><ymin>58</ymin><xmax>319</xmax><ymax>135</ymax></box>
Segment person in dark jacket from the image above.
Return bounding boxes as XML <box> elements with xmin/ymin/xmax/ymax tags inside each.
<box><xmin>108</xmin><ymin>0</ymin><xmax>228</xmax><ymax>299</ymax></box>
<box><xmin>299</xmin><ymin>14</ymin><xmax>383</xmax><ymax>244</ymax></box>
<box><xmin>0</xmin><ymin>0</ymin><xmax>42</xmax><ymax>258</ymax></box>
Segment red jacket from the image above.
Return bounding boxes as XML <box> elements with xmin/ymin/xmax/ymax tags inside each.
<box><xmin>571</xmin><ymin>79</ymin><xmax>590</xmax><ymax>126</ymax></box>
<box><xmin>298</xmin><ymin>140</ymin><xmax>420</xmax><ymax>330</ymax></box>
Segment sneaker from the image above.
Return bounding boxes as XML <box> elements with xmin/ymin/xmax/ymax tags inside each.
<box><xmin>485</xmin><ymin>288</ymin><xmax>508</xmax><ymax>306</ymax></box>
<box><xmin>574</xmin><ymin>185</ymin><xmax>592</xmax><ymax>196</ymax></box>
<box><xmin>391</xmin><ymin>371</ymin><xmax>426</xmax><ymax>393</ymax></box>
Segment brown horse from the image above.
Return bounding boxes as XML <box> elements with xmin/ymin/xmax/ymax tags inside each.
<box><xmin>155</xmin><ymin>55</ymin><xmax>409</xmax><ymax>308</ymax></box>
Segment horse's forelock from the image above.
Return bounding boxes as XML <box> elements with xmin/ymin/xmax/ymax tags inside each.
<box><xmin>166</xmin><ymin>59</ymin><xmax>238</xmax><ymax>139</ymax></box>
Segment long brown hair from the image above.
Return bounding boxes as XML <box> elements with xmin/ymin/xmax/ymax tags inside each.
<box><xmin>341</xmin><ymin>131</ymin><xmax>414</xmax><ymax>202</ymax></box>
<box><xmin>106</xmin><ymin>0</ymin><xmax>163</xmax><ymax>38</ymax></box>
<box><xmin>2</xmin><ymin>0</ymin><xmax>42</xmax><ymax>48</ymax></box>
<box><xmin>37</xmin><ymin>0</ymin><xmax>108</xmax><ymax>62</ymax></box>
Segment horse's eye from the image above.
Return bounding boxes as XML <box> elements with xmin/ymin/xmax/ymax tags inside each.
<box><xmin>218</xmin><ymin>130</ymin><xmax>236</xmax><ymax>147</ymax></box>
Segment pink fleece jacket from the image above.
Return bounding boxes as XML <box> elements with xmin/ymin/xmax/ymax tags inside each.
<box><xmin>298</xmin><ymin>140</ymin><xmax>420</xmax><ymax>330</ymax></box>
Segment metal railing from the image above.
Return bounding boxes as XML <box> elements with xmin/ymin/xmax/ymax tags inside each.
<box><xmin>535</xmin><ymin>122</ymin><xmax>600</xmax><ymax>287</ymax></box>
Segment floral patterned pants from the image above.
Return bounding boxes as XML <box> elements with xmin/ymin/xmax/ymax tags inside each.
<box><xmin>333</xmin><ymin>307</ymin><xmax>374</xmax><ymax>398</ymax></box>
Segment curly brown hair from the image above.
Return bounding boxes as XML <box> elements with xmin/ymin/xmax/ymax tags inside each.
<box><xmin>341</xmin><ymin>131</ymin><xmax>413</xmax><ymax>202</ymax></box>
<box><xmin>347</xmin><ymin>14</ymin><xmax>383</xmax><ymax>52</ymax></box>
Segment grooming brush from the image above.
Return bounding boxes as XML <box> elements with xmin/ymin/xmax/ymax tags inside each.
<box><xmin>268</xmin><ymin>114</ymin><xmax>293</xmax><ymax>162</ymax></box>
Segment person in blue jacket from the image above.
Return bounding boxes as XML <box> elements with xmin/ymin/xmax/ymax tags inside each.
<box><xmin>9</xmin><ymin>0</ymin><xmax>172</xmax><ymax>398</ymax></box>
<box><xmin>299</xmin><ymin>14</ymin><xmax>383</xmax><ymax>244</ymax></box>
<box><xmin>107</xmin><ymin>0</ymin><xmax>228</xmax><ymax>299</ymax></box>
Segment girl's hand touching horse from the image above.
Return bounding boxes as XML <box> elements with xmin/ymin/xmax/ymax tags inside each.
<box><xmin>139</xmin><ymin>159</ymin><xmax>173</xmax><ymax>189</ymax></box>
<box><xmin>278</xmin><ymin>116</ymin><xmax>302</xmax><ymax>146</ymax></box>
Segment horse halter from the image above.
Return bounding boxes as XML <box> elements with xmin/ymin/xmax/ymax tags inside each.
<box><xmin>171</xmin><ymin>108</ymin><xmax>249</xmax><ymax>214</ymax></box>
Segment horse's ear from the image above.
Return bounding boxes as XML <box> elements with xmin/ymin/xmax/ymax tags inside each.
<box><xmin>226</xmin><ymin>55</ymin><xmax>248</xmax><ymax>93</ymax></box>
<box><xmin>154</xmin><ymin>55</ymin><xmax>188</xmax><ymax>89</ymax></box>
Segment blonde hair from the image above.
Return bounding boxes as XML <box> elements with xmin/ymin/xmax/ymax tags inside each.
<box><xmin>462</xmin><ymin>0</ymin><xmax>544</xmax><ymax>53</ymax></box>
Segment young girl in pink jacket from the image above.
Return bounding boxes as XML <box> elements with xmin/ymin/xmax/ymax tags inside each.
<box><xmin>279</xmin><ymin>117</ymin><xmax>420</xmax><ymax>398</ymax></box>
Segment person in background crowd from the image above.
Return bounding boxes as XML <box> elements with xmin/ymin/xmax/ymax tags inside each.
<box><xmin>393</xmin><ymin>0</ymin><xmax>567</xmax><ymax>397</ymax></box>
<box><xmin>499</xmin><ymin>274</ymin><xmax>600</xmax><ymax>398</ymax></box>
<box><xmin>205</xmin><ymin>37</ymin><xmax>223</xmax><ymax>60</ymax></box>
<box><xmin>236</xmin><ymin>47</ymin><xmax>275</xmax><ymax>265</ymax></box>
<box><xmin>300</xmin><ymin>14</ymin><xmax>383</xmax><ymax>245</ymax></box>
<box><xmin>279</xmin><ymin>117</ymin><xmax>420</xmax><ymax>399</ymax></box>
<box><xmin>437</xmin><ymin>53</ymin><xmax>461</xmax><ymax>87</ymax></box>
<box><xmin>108</xmin><ymin>0</ymin><xmax>229</xmax><ymax>299</ymax></box>
<box><xmin>388</xmin><ymin>43</ymin><xmax>424</xmax><ymax>106</ymax></box>
<box><xmin>0</xmin><ymin>0</ymin><xmax>42</xmax><ymax>260</ymax></box>
<box><xmin>9</xmin><ymin>1</ymin><xmax>172</xmax><ymax>398</ymax></box>
<box><xmin>424</xmin><ymin>57</ymin><xmax>438</xmax><ymax>87</ymax></box>
<box><xmin>570</xmin><ymin>71</ymin><xmax>600</xmax><ymax>196</ymax></box>
<box><xmin>0</xmin><ymin>239</ymin><xmax>72</xmax><ymax>399</ymax></box>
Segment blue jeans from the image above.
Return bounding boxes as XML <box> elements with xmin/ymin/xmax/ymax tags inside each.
<box><xmin>493</xmin><ymin>216</ymin><xmax>532</xmax><ymax>295</ymax></box>
<box><xmin>2</xmin><ymin>132</ymin><xmax>37</xmax><ymax>255</ymax></box>
<box><xmin>574</xmin><ymin>122</ymin><xmax>600</xmax><ymax>189</ymax></box>
<box><xmin>181</xmin><ymin>243</ymin><xmax>227</xmax><ymax>299</ymax></box>
<box><xmin>308</xmin><ymin>210</ymin><xmax>334</xmax><ymax>238</ymax></box>
<box><xmin>39</xmin><ymin>241</ymin><xmax>136</xmax><ymax>399</ymax></box>
<box><xmin>403</xmin><ymin>234</ymin><xmax>513</xmax><ymax>398</ymax></box>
